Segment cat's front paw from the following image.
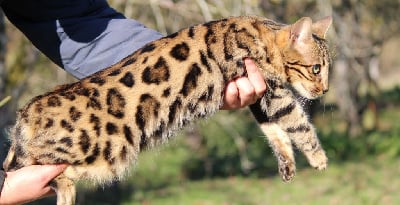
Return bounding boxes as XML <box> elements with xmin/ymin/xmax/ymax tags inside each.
<box><xmin>308</xmin><ymin>150</ymin><xmax>328</xmax><ymax>171</ymax></box>
<box><xmin>278</xmin><ymin>156</ymin><xmax>296</xmax><ymax>182</ymax></box>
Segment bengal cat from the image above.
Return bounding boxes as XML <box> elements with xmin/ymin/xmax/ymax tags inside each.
<box><xmin>3</xmin><ymin>15</ymin><xmax>332</xmax><ymax>205</ymax></box>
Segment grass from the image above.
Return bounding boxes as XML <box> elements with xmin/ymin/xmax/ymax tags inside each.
<box><xmin>126</xmin><ymin>158</ymin><xmax>400</xmax><ymax>205</ymax></box>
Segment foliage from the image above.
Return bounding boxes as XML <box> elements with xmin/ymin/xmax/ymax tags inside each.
<box><xmin>0</xmin><ymin>96</ymin><xmax>10</xmax><ymax>107</ymax></box>
<box><xmin>129</xmin><ymin>158</ymin><xmax>400</xmax><ymax>205</ymax></box>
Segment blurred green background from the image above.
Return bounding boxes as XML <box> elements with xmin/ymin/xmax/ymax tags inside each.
<box><xmin>1</xmin><ymin>0</ymin><xmax>399</xmax><ymax>204</ymax></box>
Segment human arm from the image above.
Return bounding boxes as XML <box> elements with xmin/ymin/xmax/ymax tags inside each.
<box><xmin>0</xmin><ymin>165</ymin><xmax>67</xmax><ymax>205</ymax></box>
<box><xmin>1</xmin><ymin>0</ymin><xmax>163</xmax><ymax>79</ymax></box>
<box><xmin>1</xmin><ymin>0</ymin><xmax>265</xmax><ymax>107</ymax></box>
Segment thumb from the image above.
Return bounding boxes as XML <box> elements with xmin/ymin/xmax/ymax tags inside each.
<box><xmin>35</xmin><ymin>164</ymin><xmax>68</xmax><ymax>182</ymax></box>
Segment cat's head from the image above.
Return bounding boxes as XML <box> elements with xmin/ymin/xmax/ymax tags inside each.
<box><xmin>279</xmin><ymin>16</ymin><xmax>332</xmax><ymax>99</ymax></box>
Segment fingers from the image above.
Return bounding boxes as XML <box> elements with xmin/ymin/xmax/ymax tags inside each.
<box><xmin>235</xmin><ymin>77</ymin><xmax>257</xmax><ymax>106</ymax></box>
<box><xmin>244</xmin><ymin>58</ymin><xmax>266</xmax><ymax>98</ymax></box>
<box><xmin>1</xmin><ymin>164</ymin><xmax>68</xmax><ymax>205</ymax></box>
<box><xmin>30</xmin><ymin>164</ymin><xmax>68</xmax><ymax>197</ymax></box>
<box><xmin>37</xmin><ymin>164</ymin><xmax>68</xmax><ymax>182</ymax></box>
<box><xmin>222</xmin><ymin>82</ymin><xmax>241</xmax><ymax>109</ymax></box>
<box><xmin>221</xmin><ymin>58</ymin><xmax>266</xmax><ymax>110</ymax></box>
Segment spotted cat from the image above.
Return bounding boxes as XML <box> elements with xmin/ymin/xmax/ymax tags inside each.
<box><xmin>3</xmin><ymin>15</ymin><xmax>332</xmax><ymax>205</ymax></box>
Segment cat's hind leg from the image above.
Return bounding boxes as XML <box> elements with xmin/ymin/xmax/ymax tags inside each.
<box><xmin>49</xmin><ymin>173</ymin><xmax>76</xmax><ymax>205</ymax></box>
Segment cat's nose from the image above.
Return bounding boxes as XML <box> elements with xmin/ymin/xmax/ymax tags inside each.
<box><xmin>323</xmin><ymin>88</ymin><xmax>329</xmax><ymax>94</ymax></box>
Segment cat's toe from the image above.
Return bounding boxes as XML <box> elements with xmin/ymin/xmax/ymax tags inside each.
<box><xmin>278</xmin><ymin>161</ymin><xmax>296</xmax><ymax>182</ymax></box>
<box><xmin>309</xmin><ymin>151</ymin><xmax>328</xmax><ymax>170</ymax></box>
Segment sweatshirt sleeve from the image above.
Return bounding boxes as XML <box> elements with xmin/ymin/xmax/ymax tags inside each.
<box><xmin>1</xmin><ymin>0</ymin><xmax>164</xmax><ymax>79</ymax></box>
<box><xmin>0</xmin><ymin>169</ymin><xmax>5</xmax><ymax>196</ymax></box>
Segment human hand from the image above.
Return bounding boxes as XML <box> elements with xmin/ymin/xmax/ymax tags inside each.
<box><xmin>221</xmin><ymin>58</ymin><xmax>267</xmax><ymax>110</ymax></box>
<box><xmin>0</xmin><ymin>164</ymin><xmax>67</xmax><ymax>205</ymax></box>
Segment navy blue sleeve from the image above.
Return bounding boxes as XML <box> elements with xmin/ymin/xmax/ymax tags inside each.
<box><xmin>0</xmin><ymin>169</ymin><xmax>5</xmax><ymax>196</ymax></box>
<box><xmin>1</xmin><ymin>0</ymin><xmax>164</xmax><ymax>79</ymax></box>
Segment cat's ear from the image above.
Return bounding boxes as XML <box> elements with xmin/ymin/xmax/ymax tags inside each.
<box><xmin>312</xmin><ymin>16</ymin><xmax>332</xmax><ymax>39</ymax></box>
<box><xmin>290</xmin><ymin>17</ymin><xmax>313</xmax><ymax>46</ymax></box>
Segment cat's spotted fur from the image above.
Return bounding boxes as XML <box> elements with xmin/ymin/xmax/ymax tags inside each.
<box><xmin>3</xmin><ymin>16</ymin><xmax>332</xmax><ymax>205</ymax></box>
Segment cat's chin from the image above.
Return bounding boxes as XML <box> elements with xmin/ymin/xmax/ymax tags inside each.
<box><xmin>291</xmin><ymin>82</ymin><xmax>319</xmax><ymax>100</ymax></box>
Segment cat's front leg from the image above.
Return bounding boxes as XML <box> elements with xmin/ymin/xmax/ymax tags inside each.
<box><xmin>270</xmin><ymin>89</ymin><xmax>328</xmax><ymax>171</ymax></box>
<box><xmin>249</xmin><ymin>101</ymin><xmax>296</xmax><ymax>182</ymax></box>
<box><xmin>260</xmin><ymin>123</ymin><xmax>296</xmax><ymax>181</ymax></box>
<box><xmin>283</xmin><ymin>115</ymin><xmax>328</xmax><ymax>171</ymax></box>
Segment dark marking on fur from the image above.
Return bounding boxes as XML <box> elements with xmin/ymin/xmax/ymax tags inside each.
<box><xmin>135</xmin><ymin>106</ymin><xmax>145</xmax><ymax>133</ymax></box>
<box><xmin>55</xmin><ymin>147</ymin><xmax>69</xmax><ymax>154</ymax></box>
<box><xmin>162</xmin><ymin>87</ymin><xmax>171</xmax><ymax>98</ymax></box>
<box><xmin>54</xmin><ymin>158</ymin><xmax>69</xmax><ymax>164</ymax></box>
<box><xmin>47</xmin><ymin>96</ymin><xmax>62</xmax><ymax>107</ymax></box>
<box><xmin>199</xmin><ymin>85</ymin><xmax>214</xmax><ymax>101</ymax></box>
<box><xmin>89</xmin><ymin>76</ymin><xmax>106</xmax><ymax>86</ymax></box>
<box><xmin>269</xmin><ymin>102</ymin><xmax>296</xmax><ymax>123</ymax></box>
<box><xmin>123</xmin><ymin>125</ymin><xmax>134</xmax><ymax>145</ymax></box>
<box><xmin>168</xmin><ymin>97</ymin><xmax>182</xmax><ymax>125</ymax></box>
<box><xmin>205</xmin><ymin>23</ymin><xmax>217</xmax><ymax>44</ymax></box>
<box><xmin>60</xmin><ymin>91</ymin><xmax>76</xmax><ymax>101</ymax></box>
<box><xmin>166</xmin><ymin>32</ymin><xmax>178</xmax><ymax>39</ymax></box>
<box><xmin>135</xmin><ymin>94</ymin><xmax>161</xmax><ymax>136</ymax></box>
<box><xmin>85</xmin><ymin>143</ymin><xmax>100</xmax><ymax>164</ymax></box>
<box><xmin>153</xmin><ymin>121</ymin><xmax>166</xmax><ymax>138</ymax></box>
<box><xmin>140</xmin><ymin>43</ymin><xmax>156</xmax><ymax>54</ymax></box>
<box><xmin>223</xmin><ymin>30</ymin><xmax>234</xmax><ymax>61</ymax></box>
<box><xmin>73</xmin><ymin>160</ymin><xmax>83</xmax><ymax>165</ymax></box>
<box><xmin>235</xmin><ymin>28</ymin><xmax>254</xmax><ymax>55</ymax></box>
<box><xmin>285</xmin><ymin>65</ymin><xmax>313</xmax><ymax>82</ymax></box>
<box><xmin>76</xmin><ymin>88</ymin><xmax>91</xmax><ymax>97</ymax></box>
<box><xmin>142</xmin><ymin>57</ymin><xmax>170</xmax><ymax>84</ymax></box>
<box><xmin>45</xmin><ymin>139</ymin><xmax>57</xmax><ymax>145</ymax></box>
<box><xmin>188</xmin><ymin>102</ymin><xmax>198</xmax><ymax>113</ymax></box>
<box><xmin>200</xmin><ymin>50</ymin><xmax>212</xmax><ymax>72</ymax></box>
<box><xmin>180</xmin><ymin>63</ymin><xmax>202</xmax><ymax>96</ymax></box>
<box><xmin>60</xmin><ymin>120</ymin><xmax>74</xmax><ymax>133</ymax></box>
<box><xmin>87</xmin><ymin>97</ymin><xmax>102</xmax><ymax>110</ymax></box>
<box><xmin>188</xmin><ymin>26</ymin><xmax>195</xmax><ymax>38</ymax></box>
<box><xmin>286</xmin><ymin>125</ymin><xmax>311</xmax><ymax>133</ymax></box>
<box><xmin>103</xmin><ymin>141</ymin><xmax>114</xmax><ymax>164</ymax></box>
<box><xmin>20</xmin><ymin>112</ymin><xmax>29</xmax><ymax>123</ymax></box>
<box><xmin>79</xmin><ymin>129</ymin><xmax>91</xmax><ymax>154</ymax></box>
<box><xmin>34</xmin><ymin>103</ymin><xmax>43</xmax><ymax>114</ymax></box>
<box><xmin>122</xmin><ymin>57</ymin><xmax>136</xmax><ymax>67</ymax></box>
<box><xmin>139</xmin><ymin>134</ymin><xmax>147</xmax><ymax>150</ymax></box>
<box><xmin>69</xmin><ymin>106</ymin><xmax>82</xmax><ymax>122</ymax></box>
<box><xmin>170</xmin><ymin>42</ymin><xmax>190</xmax><ymax>61</ymax></box>
<box><xmin>60</xmin><ymin>137</ymin><xmax>73</xmax><ymax>147</ymax></box>
<box><xmin>108</xmin><ymin>68</ymin><xmax>121</xmax><ymax>76</ymax></box>
<box><xmin>266</xmin><ymin>56</ymin><xmax>271</xmax><ymax>64</ymax></box>
<box><xmin>44</xmin><ymin>118</ymin><xmax>54</xmax><ymax>128</ymax></box>
<box><xmin>249</xmin><ymin>98</ymin><xmax>269</xmax><ymax>123</ymax></box>
<box><xmin>106</xmin><ymin>122</ymin><xmax>119</xmax><ymax>135</ymax></box>
<box><xmin>236</xmin><ymin>60</ymin><xmax>244</xmax><ymax>68</ymax></box>
<box><xmin>140</xmin><ymin>94</ymin><xmax>161</xmax><ymax>117</ymax></box>
<box><xmin>90</xmin><ymin>114</ymin><xmax>101</xmax><ymax>137</ymax></box>
<box><xmin>119</xmin><ymin>72</ymin><xmax>135</xmax><ymax>88</ymax></box>
<box><xmin>142</xmin><ymin>57</ymin><xmax>148</xmax><ymax>64</ymax></box>
<box><xmin>106</xmin><ymin>88</ymin><xmax>126</xmax><ymax>119</ymax></box>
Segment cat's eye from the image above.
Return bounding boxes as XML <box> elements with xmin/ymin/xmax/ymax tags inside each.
<box><xmin>312</xmin><ymin>64</ymin><xmax>321</xmax><ymax>75</ymax></box>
